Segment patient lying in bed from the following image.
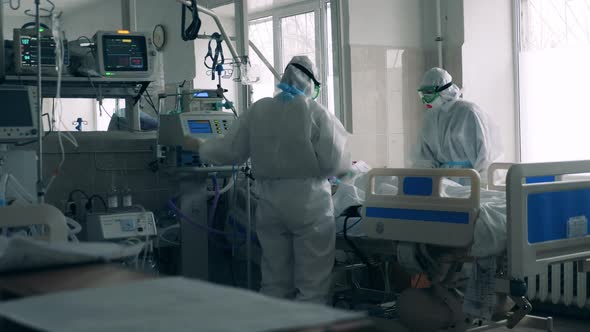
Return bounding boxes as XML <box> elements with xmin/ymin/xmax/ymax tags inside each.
<box><xmin>332</xmin><ymin>164</ymin><xmax>507</xmax><ymax>258</ymax></box>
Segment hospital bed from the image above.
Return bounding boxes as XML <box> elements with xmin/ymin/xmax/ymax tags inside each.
<box><xmin>336</xmin><ymin>160</ymin><xmax>590</xmax><ymax>331</ymax></box>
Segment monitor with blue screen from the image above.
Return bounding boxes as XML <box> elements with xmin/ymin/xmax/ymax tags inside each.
<box><xmin>188</xmin><ymin>120</ymin><xmax>213</xmax><ymax>134</ymax></box>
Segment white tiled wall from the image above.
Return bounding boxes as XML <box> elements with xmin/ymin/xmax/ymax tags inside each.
<box><xmin>348</xmin><ymin>45</ymin><xmax>425</xmax><ymax>168</ymax></box>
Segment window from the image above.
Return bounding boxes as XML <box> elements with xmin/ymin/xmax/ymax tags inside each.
<box><xmin>248</xmin><ymin>0</ymin><xmax>336</xmax><ymax>114</ymax></box>
<box><xmin>249</xmin><ymin>17</ymin><xmax>275</xmax><ymax>102</ymax></box>
<box><xmin>518</xmin><ymin>0</ymin><xmax>590</xmax><ymax>162</ymax></box>
<box><xmin>280</xmin><ymin>12</ymin><xmax>316</xmax><ymax>69</ymax></box>
<box><xmin>44</xmin><ymin>98</ymin><xmax>126</xmax><ymax>132</ymax></box>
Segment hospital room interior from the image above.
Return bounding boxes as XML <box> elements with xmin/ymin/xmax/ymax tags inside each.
<box><xmin>1</xmin><ymin>0</ymin><xmax>590</xmax><ymax>331</ymax></box>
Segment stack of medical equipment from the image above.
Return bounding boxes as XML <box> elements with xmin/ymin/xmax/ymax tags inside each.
<box><xmin>13</xmin><ymin>24</ymin><xmax>69</xmax><ymax>76</ymax></box>
<box><xmin>85</xmin><ymin>211</ymin><xmax>157</xmax><ymax>242</ymax></box>
<box><xmin>68</xmin><ymin>30</ymin><xmax>155</xmax><ymax>78</ymax></box>
<box><xmin>183</xmin><ymin>89</ymin><xmax>225</xmax><ymax>112</ymax></box>
<box><xmin>0</xmin><ymin>85</ymin><xmax>38</xmax><ymax>142</ymax></box>
<box><xmin>158</xmin><ymin>110</ymin><xmax>235</xmax><ymax>167</ymax></box>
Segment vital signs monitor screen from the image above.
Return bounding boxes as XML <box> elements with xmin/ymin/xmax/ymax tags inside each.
<box><xmin>187</xmin><ymin>120</ymin><xmax>213</xmax><ymax>134</ymax></box>
<box><xmin>102</xmin><ymin>35</ymin><xmax>148</xmax><ymax>72</ymax></box>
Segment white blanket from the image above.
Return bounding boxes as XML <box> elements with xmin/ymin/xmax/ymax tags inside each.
<box><xmin>0</xmin><ymin>236</ymin><xmax>144</xmax><ymax>273</ymax></box>
<box><xmin>333</xmin><ymin>171</ymin><xmax>507</xmax><ymax>258</ymax></box>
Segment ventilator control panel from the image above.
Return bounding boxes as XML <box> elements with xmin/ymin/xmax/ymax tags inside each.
<box><xmin>86</xmin><ymin>211</ymin><xmax>157</xmax><ymax>241</ymax></box>
<box><xmin>158</xmin><ymin>111</ymin><xmax>235</xmax><ymax>146</ymax></box>
<box><xmin>185</xmin><ymin>116</ymin><xmax>231</xmax><ymax>136</ymax></box>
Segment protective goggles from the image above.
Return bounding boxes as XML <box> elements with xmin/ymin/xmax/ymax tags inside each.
<box><xmin>290</xmin><ymin>63</ymin><xmax>321</xmax><ymax>100</ymax></box>
<box><xmin>418</xmin><ymin>82</ymin><xmax>453</xmax><ymax>103</ymax></box>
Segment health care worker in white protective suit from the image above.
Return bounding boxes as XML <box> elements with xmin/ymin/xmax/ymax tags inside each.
<box><xmin>183</xmin><ymin>56</ymin><xmax>351</xmax><ymax>303</ymax></box>
<box><xmin>415</xmin><ymin>67</ymin><xmax>501</xmax><ymax>182</ymax></box>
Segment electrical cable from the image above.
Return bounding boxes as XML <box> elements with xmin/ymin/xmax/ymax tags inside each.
<box><xmin>167</xmin><ymin>199</ymin><xmax>246</xmax><ymax>250</ymax></box>
<box><xmin>208</xmin><ymin>174</ymin><xmax>220</xmax><ymax>228</ymax></box>
<box><xmin>99</xmin><ymin>104</ymin><xmax>112</xmax><ymax>118</ymax></box>
<box><xmin>144</xmin><ymin>90</ymin><xmax>159</xmax><ymax>114</ymax></box>
<box><xmin>167</xmin><ymin>199</ymin><xmax>229</xmax><ymax>236</ymax></box>
<box><xmin>336</xmin><ymin>217</ymin><xmax>362</xmax><ymax>235</ymax></box>
<box><xmin>342</xmin><ymin>211</ymin><xmax>380</xmax><ymax>289</ymax></box>
<box><xmin>7</xmin><ymin>0</ymin><xmax>21</xmax><ymax>10</ymax></box>
<box><xmin>87</xmin><ymin>194</ymin><xmax>107</xmax><ymax>212</ymax></box>
<box><xmin>204</xmin><ymin>32</ymin><xmax>225</xmax><ymax>80</ymax></box>
<box><xmin>68</xmin><ymin>189</ymin><xmax>89</xmax><ymax>200</ymax></box>
<box><xmin>180</xmin><ymin>0</ymin><xmax>201</xmax><ymax>41</ymax></box>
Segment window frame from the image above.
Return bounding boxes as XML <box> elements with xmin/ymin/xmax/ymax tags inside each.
<box><xmin>248</xmin><ymin>0</ymin><xmax>342</xmax><ymax>120</ymax></box>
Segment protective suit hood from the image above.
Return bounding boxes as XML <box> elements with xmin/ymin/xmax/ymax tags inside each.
<box><xmin>279</xmin><ymin>56</ymin><xmax>318</xmax><ymax>97</ymax></box>
<box><xmin>419</xmin><ymin>67</ymin><xmax>462</xmax><ymax>111</ymax></box>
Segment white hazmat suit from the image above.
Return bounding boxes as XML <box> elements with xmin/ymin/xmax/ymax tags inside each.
<box><xmin>415</xmin><ymin>68</ymin><xmax>501</xmax><ymax>182</ymax></box>
<box><xmin>197</xmin><ymin>56</ymin><xmax>351</xmax><ymax>303</ymax></box>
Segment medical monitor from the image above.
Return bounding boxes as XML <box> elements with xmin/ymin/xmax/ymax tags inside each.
<box><xmin>13</xmin><ymin>27</ymin><xmax>69</xmax><ymax>76</ymax></box>
<box><xmin>0</xmin><ymin>86</ymin><xmax>38</xmax><ymax>143</ymax></box>
<box><xmin>158</xmin><ymin>111</ymin><xmax>235</xmax><ymax>146</ymax></box>
<box><xmin>94</xmin><ymin>31</ymin><xmax>154</xmax><ymax>78</ymax></box>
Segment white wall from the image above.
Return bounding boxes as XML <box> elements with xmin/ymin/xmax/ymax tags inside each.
<box><xmin>421</xmin><ymin>0</ymin><xmax>464</xmax><ymax>85</ymax></box>
<box><xmin>349</xmin><ymin>0</ymin><xmax>422</xmax><ymax>47</ymax></box>
<box><xmin>346</xmin><ymin>0</ymin><xmax>426</xmax><ymax>168</ymax></box>
<box><xmin>61</xmin><ymin>0</ymin><xmax>123</xmax><ymax>40</ymax></box>
<box><xmin>462</xmin><ymin>0</ymin><xmax>516</xmax><ymax>162</ymax></box>
<box><xmin>135</xmin><ymin>0</ymin><xmax>196</xmax><ymax>84</ymax></box>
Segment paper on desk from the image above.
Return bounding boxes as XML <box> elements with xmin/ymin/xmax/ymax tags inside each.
<box><xmin>0</xmin><ymin>277</ymin><xmax>364</xmax><ymax>332</ymax></box>
<box><xmin>0</xmin><ymin>236</ymin><xmax>144</xmax><ymax>273</ymax></box>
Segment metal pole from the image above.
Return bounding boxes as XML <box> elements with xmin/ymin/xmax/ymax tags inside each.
<box><xmin>248</xmin><ymin>41</ymin><xmax>281</xmax><ymax>81</ymax></box>
<box><xmin>235</xmin><ymin>0</ymin><xmax>250</xmax><ymax>112</ymax></box>
<box><xmin>436</xmin><ymin>0</ymin><xmax>444</xmax><ymax>68</ymax></box>
<box><xmin>35</xmin><ymin>0</ymin><xmax>44</xmax><ymax>204</ymax></box>
<box><xmin>246</xmin><ymin>175</ymin><xmax>252</xmax><ymax>290</ymax></box>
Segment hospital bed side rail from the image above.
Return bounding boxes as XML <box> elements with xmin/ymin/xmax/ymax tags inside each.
<box><xmin>361</xmin><ymin>168</ymin><xmax>480</xmax><ymax>248</ymax></box>
<box><xmin>488</xmin><ymin>162</ymin><xmax>513</xmax><ymax>191</ymax></box>
<box><xmin>507</xmin><ymin>160</ymin><xmax>590</xmax><ymax>279</ymax></box>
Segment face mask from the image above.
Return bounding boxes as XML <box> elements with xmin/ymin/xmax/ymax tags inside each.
<box><xmin>423</xmin><ymin>95</ymin><xmax>444</xmax><ymax>111</ymax></box>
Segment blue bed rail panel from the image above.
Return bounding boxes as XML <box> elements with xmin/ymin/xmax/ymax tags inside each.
<box><xmin>526</xmin><ymin>176</ymin><xmax>556</xmax><ymax>184</ymax></box>
<box><xmin>403</xmin><ymin>177</ymin><xmax>433</xmax><ymax>196</ymax></box>
<box><xmin>365</xmin><ymin>207</ymin><xmax>470</xmax><ymax>224</ymax></box>
<box><xmin>527</xmin><ymin>188</ymin><xmax>590</xmax><ymax>243</ymax></box>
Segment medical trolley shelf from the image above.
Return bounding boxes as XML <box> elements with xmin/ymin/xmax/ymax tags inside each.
<box><xmin>1</xmin><ymin>75</ymin><xmax>151</xmax><ymax>99</ymax></box>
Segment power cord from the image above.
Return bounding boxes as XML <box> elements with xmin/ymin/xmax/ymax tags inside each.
<box><xmin>204</xmin><ymin>32</ymin><xmax>225</xmax><ymax>81</ymax></box>
<box><xmin>65</xmin><ymin>189</ymin><xmax>90</xmax><ymax>217</ymax></box>
<box><xmin>181</xmin><ymin>0</ymin><xmax>201</xmax><ymax>41</ymax></box>
<box><xmin>86</xmin><ymin>194</ymin><xmax>108</xmax><ymax>212</ymax></box>
<box><xmin>341</xmin><ymin>205</ymin><xmax>381</xmax><ymax>289</ymax></box>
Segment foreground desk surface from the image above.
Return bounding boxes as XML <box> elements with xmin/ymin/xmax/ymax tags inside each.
<box><xmin>0</xmin><ymin>263</ymin><xmax>152</xmax><ymax>298</ymax></box>
<box><xmin>0</xmin><ymin>264</ymin><xmax>378</xmax><ymax>332</ymax></box>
